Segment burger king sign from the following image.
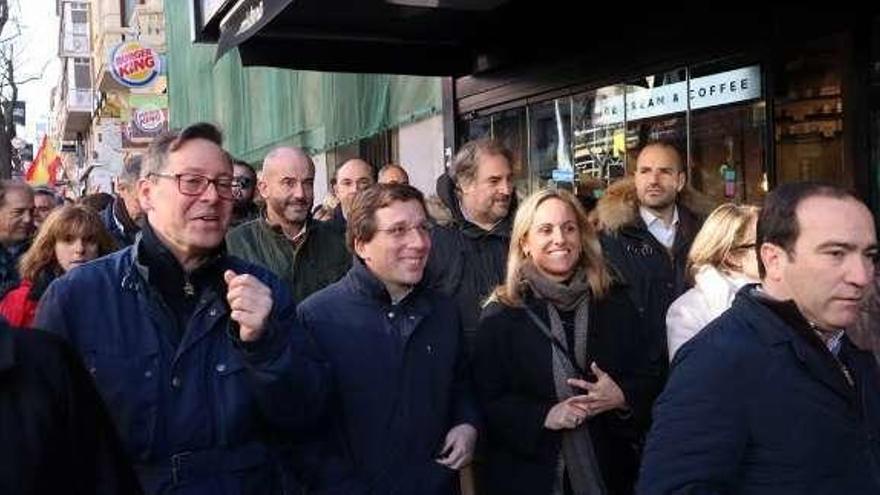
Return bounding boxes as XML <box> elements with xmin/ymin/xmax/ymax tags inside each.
<box><xmin>109</xmin><ymin>41</ymin><xmax>161</xmax><ymax>88</ymax></box>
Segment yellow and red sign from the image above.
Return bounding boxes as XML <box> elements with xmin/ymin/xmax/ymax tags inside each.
<box><xmin>109</xmin><ymin>41</ymin><xmax>161</xmax><ymax>88</ymax></box>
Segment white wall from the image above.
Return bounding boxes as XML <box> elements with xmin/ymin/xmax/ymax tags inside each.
<box><xmin>397</xmin><ymin>115</ymin><xmax>445</xmax><ymax>197</ymax></box>
<box><xmin>312</xmin><ymin>151</ymin><xmax>329</xmax><ymax>202</ymax></box>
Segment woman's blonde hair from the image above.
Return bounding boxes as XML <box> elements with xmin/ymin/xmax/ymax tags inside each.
<box><xmin>19</xmin><ymin>205</ymin><xmax>117</xmax><ymax>281</ymax></box>
<box><xmin>687</xmin><ymin>203</ymin><xmax>760</xmax><ymax>279</ymax></box>
<box><xmin>491</xmin><ymin>189</ymin><xmax>612</xmax><ymax>306</ymax></box>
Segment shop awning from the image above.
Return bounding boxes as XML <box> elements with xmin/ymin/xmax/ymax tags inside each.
<box><xmin>212</xmin><ymin>0</ymin><xmax>513</xmax><ymax>76</ymax></box>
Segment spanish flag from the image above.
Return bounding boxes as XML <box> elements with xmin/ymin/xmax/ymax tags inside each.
<box><xmin>26</xmin><ymin>135</ymin><xmax>61</xmax><ymax>186</ymax></box>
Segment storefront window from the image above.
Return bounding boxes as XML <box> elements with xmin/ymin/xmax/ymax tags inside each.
<box><xmin>573</xmin><ymin>85</ymin><xmax>627</xmax><ymax>199</ymax></box>
<box><xmin>690</xmin><ymin>61</ymin><xmax>767</xmax><ymax>203</ymax></box>
<box><xmin>624</xmin><ymin>68</ymin><xmax>689</xmax><ymax>171</ymax></box>
<box><xmin>774</xmin><ymin>34</ymin><xmax>849</xmax><ymax>188</ymax></box>
<box><xmin>458</xmin><ymin>62</ymin><xmax>769</xmax><ymax>205</ymax></box>
<box><xmin>459</xmin><ymin>108</ymin><xmax>529</xmax><ymax>194</ymax></box>
<box><xmin>492</xmin><ymin>108</ymin><xmax>529</xmax><ymax>193</ymax></box>
<box><xmin>528</xmin><ymin>98</ymin><xmax>572</xmax><ymax>191</ymax></box>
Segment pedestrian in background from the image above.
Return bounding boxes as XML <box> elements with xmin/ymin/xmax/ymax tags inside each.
<box><xmin>665</xmin><ymin>203</ymin><xmax>760</xmax><ymax>360</ymax></box>
<box><xmin>0</xmin><ymin>205</ymin><xmax>116</xmax><ymax>327</ymax></box>
<box><xmin>0</xmin><ymin>181</ymin><xmax>34</xmax><ymax>298</ymax></box>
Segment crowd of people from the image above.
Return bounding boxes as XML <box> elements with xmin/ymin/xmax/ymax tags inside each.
<box><xmin>1</xmin><ymin>121</ymin><xmax>879</xmax><ymax>495</ymax></box>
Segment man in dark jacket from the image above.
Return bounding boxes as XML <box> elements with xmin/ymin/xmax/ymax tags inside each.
<box><xmin>596</xmin><ymin>141</ymin><xmax>701</xmax><ymax>377</ymax></box>
<box><xmin>227</xmin><ymin>146</ymin><xmax>350</xmax><ymax>304</ymax></box>
<box><xmin>324</xmin><ymin>158</ymin><xmax>374</xmax><ymax>233</ymax></box>
<box><xmin>100</xmin><ymin>155</ymin><xmax>143</xmax><ymax>248</ymax></box>
<box><xmin>0</xmin><ymin>180</ymin><xmax>34</xmax><ymax>298</ymax></box>
<box><xmin>639</xmin><ymin>182</ymin><xmax>880</xmax><ymax>494</ymax></box>
<box><xmin>0</xmin><ymin>318</ymin><xmax>143</xmax><ymax>494</ymax></box>
<box><xmin>424</xmin><ymin>138</ymin><xmax>515</xmax><ymax>353</ymax></box>
<box><xmin>35</xmin><ymin>123</ymin><xmax>330</xmax><ymax>495</ymax></box>
<box><xmin>298</xmin><ymin>184</ymin><xmax>480</xmax><ymax>495</ymax></box>
<box><xmin>231</xmin><ymin>159</ymin><xmax>260</xmax><ymax>227</ymax></box>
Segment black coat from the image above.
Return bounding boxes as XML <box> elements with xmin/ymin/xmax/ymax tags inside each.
<box><xmin>99</xmin><ymin>196</ymin><xmax>140</xmax><ymax>249</ymax></box>
<box><xmin>0</xmin><ymin>322</ymin><xmax>142</xmax><ymax>494</ymax></box>
<box><xmin>424</xmin><ymin>174</ymin><xmax>514</xmax><ymax>354</ymax></box>
<box><xmin>297</xmin><ymin>259</ymin><xmax>481</xmax><ymax>494</ymax></box>
<box><xmin>599</xmin><ymin>205</ymin><xmax>701</xmax><ymax>372</ymax></box>
<box><xmin>639</xmin><ymin>287</ymin><xmax>880</xmax><ymax>494</ymax></box>
<box><xmin>473</xmin><ymin>285</ymin><xmax>659</xmax><ymax>495</ymax></box>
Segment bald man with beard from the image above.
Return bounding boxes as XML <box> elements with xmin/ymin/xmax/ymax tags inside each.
<box><xmin>227</xmin><ymin>146</ymin><xmax>351</xmax><ymax>303</ymax></box>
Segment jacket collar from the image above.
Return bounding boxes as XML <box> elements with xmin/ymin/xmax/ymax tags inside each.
<box><xmin>121</xmin><ymin>222</ymin><xmax>227</xmax><ymax>293</ymax></box>
<box><xmin>343</xmin><ymin>257</ymin><xmax>429</xmax><ymax>310</ymax></box>
<box><xmin>261</xmin><ymin>215</ymin><xmax>311</xmax><ymax>247</ymax></box>
<box><xmin>735</xmin><ymin>285</ymin><xmax>857</xmax><ymax>402</ymax></box>
<box><xmin>621</xmin><ymin>204</ymin><xmax>699</xmax><ymax>249</ymax></box>
<box><xmin>0</xmin><ymin>321</ymin><xmax>14</xmax><ymax>372</ymax></box>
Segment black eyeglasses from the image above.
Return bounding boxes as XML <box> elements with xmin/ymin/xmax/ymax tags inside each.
<box><xmin>150</xmin><ymin>173</ymin><xmax>236</xmax><ymax>200</ymax></box>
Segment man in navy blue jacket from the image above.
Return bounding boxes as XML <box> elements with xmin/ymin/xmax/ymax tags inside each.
<box><xmin>638</xmin><ymin>182</ymin><xmax>880</xmax><ymax>494</ymax></box>
<box><xmin>35</xmin><ymin>123</ymin><xmax>329</xmax><ymax>494</ymax></box>
<box><xmin>298</xmin><ymin>183</ymin><xmax>480</xmax><ymax>494</ymax></box>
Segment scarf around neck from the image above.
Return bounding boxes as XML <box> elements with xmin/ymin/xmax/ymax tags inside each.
<box><xmin>520</xmin><ymin>261</ymin><xmax>606</xmax><ymax>495</ymax></box>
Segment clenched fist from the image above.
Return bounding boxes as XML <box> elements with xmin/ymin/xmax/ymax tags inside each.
<box><xmin>224</xmin><ymin>270</ymin><xmax>273</xmax><ymax>342</ymax></box>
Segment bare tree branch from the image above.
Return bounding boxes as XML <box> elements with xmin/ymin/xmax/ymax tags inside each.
<box><xmin>0</xmin><ymin>1</ymin><xmax>8</xmax><ymax>40</ymax></box>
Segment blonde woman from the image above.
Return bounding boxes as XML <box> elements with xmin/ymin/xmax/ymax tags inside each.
<box><xmin>665</xmin><ymin>203</ymin><xmax>760</xmax><ymax>361</ymax></box>
<box><xmin>472</xmin><ymin>189</ymin><xmax>657</xmax><ymax>495</ymax></box>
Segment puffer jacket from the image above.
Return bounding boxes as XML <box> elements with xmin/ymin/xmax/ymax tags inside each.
<box><xmin>665</xmin><ymin>265</ymin><xmax>755</xmax><ymax>361</ymax></box>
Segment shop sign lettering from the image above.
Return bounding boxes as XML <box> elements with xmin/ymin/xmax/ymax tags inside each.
<box><xmin>592</xmin><ymin>65</ymin><xmax>762</xmax><ymax>125</ymax></box>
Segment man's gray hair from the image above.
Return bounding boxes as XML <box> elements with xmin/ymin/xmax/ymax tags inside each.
<box><xmin>141</xmin><ymin>122</ymin><xmax>229</xmax><ymax>177</ymax></box>
<box><xmin>0</xmin><ymin>180</ymin><xmax>33</xmax><ymax>208</ymax></box>
<box><xmin>117</xmin><ymin>155</ymin><xmax>143</xmax><ymax>186</ymax></box>
<box><xmin>450</xmin><ymin>138</ymin><xmax>513</xmax><ymax>187</ymax></box>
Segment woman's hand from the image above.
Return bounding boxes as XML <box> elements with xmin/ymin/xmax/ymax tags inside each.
<box><xmin>544</xmin><ymin>395</ymin><xmax>590</xmax><ymax>430</ymax></box>
<box><xmin>567</xmin><ymin>362</ymin><xmax>627</xmax><ymax>417</ymax></box>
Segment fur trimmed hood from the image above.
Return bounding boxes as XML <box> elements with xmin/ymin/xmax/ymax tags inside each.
<box><xmin>592</xmin><ymin>177</ymin><xmax>716</xmax><ymax>233</ymax></box>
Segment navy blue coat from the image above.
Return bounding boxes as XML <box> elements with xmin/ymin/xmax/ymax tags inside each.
<box><xmin>638</xmin><ymin>287</ymin><xmax>880</xmax><ymax>495</ymax></box>
<box><xmin>99</xmin><ymin>198</ymin><xmax>139</xmax><ymax>248</ymax></box>
<box><xmin>599</xmin><ymin>205</ymin><xmax>701</xmax><ymax>371</ymax></box>
<box><xmin>34</xmin><ymin>240</ymin><xmax>330</xmax><ymax>495</ymax></box>
<box><xmin>297</xmin><ymin>260</ymin><xmax>481</xmax><ymax>495</ymax></box>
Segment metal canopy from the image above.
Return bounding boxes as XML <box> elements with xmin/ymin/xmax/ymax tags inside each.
<box><xmin>212</xmin><ymin>0</ymin><xmax>516</xmax><ymax>76</ymax></box>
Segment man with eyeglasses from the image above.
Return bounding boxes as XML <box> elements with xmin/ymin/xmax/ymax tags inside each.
<box><xmin>297</xmin><ymin>183</ymin><xmax>480</xmax><ymax>495</ymax></box>
<box><xmin>35</xmin><ymin>123</ymin><xmax>330</xmax><ymax>494</ymax></box>
<box><xmin>231</xmin><ymin>159</ymin><xmax>259</xmax><ymax>227</ymax></box>
<box><xmin>227</xmin><ymin>146</ymin><xmax>350</xmax><ymax>304</ymax></box>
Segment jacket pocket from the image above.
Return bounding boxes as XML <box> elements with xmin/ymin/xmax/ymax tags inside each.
<box><xmin>84</xmin><ymin>349</ymin><xmax>159</xmax><ymax>456</ymax></box>
<box><xmin>213</xmin><ymin>356</ymin><xmax>251</xmax><ymax>444</ymax></box>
